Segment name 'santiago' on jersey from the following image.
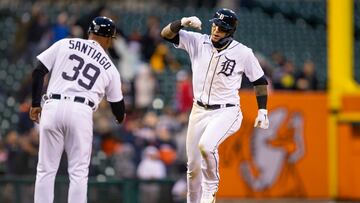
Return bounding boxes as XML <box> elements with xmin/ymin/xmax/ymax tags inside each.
<box><xmin>68</xmin><ymin>39</ymin><xmax>112</xmax><ymax>70</ymax></box>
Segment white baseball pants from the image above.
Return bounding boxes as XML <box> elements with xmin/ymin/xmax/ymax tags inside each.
<box><xmin>186</xmin><ymin>102</ymin><xmax>242</xmax><ymax>203</ymax></box>
<box><xmin>34</xmin><ymin>99</ymin><xmax>93</xmax><ymax>203</ymax></box>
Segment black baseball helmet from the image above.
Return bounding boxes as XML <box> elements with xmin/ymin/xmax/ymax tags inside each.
<box><xmin>209</xmin><ymin>8</ymin><xmax>238</xmax><ymax>33</ymax></box>
<box><xmin>88</xmin><ymin>16</ymin><xmax>116</xmax><ymax>38</ymax></box>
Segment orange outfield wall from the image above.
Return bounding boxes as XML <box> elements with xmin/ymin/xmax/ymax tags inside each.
<box><xmin>337</xmin><ymin>95</ymin><xmax>360</xmax><ymax>199</ymax></box>
<box><xmin>338</xmin><ymin>123</ymin><xmax>360</xmax><ymax>199</ymax></box>
<box><xmin>217</xmin><ymin>91</ymin><xmax>329</xmax><ymax>198</ymax></box>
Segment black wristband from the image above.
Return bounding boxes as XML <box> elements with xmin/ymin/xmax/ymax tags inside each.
<box><xmin>256</xmin><ymin>95</ymin><xmax>267</xmax><ymax>109</ymax></box>
<box><xmin>170</xmin><ymin>20</ymin><xmax>183</xmax><ymax>33</ymax></box>
<box><xmin>109</xmin><ymin>99</ymin><xmax>126</xmax><ymax>123</ymax></box>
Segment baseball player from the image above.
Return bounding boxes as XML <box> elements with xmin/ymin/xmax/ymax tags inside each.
<box><xmin>161</xmin><ymin>8</ymin><xmax>269</xmax><ymax>203</ymax></box>
<box><xmin>29</xmin><ymin>16</ymin><xmax>125</xmax><ymax>203</ymax></box>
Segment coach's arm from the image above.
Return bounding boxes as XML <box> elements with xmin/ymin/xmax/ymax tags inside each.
<box><xmin>29</xmin><ymin>61</ymin><xmax>49</xmax><ymax>124</ymax></box>
<box><xmin>109</xmin><ymin>100</ymin><xmax>126</xmax><ymax>124</ymax></box>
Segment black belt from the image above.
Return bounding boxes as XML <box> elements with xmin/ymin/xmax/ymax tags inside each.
<box><xmin>50</xmin><ymin>94</ymin><xmax>95</xmax><ymax>108</ymax></box>
<box><xmin>196</xmin><ymin>101</ymin><xmax>236</xmax><ymax>110</ymax></box>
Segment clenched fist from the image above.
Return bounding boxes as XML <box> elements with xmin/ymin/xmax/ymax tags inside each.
<box><xmin>181</xmin><ymin>16</ymin><xmax>202</xmax><ymax>30</ymax></box>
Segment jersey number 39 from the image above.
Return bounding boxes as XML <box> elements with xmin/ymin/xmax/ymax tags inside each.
<box><xmin>62</xmin><ymin>54</ymin><xmax>100</xmax><ymax>90</ymax></box>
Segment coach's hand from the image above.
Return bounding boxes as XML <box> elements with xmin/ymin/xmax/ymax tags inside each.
<box><xmin>254</xmin><ymin>109</ymin><xmax>269</xmax><ymax>129</ymax></box>
<box><xmin>115</xmin><ymin>114</ymin><xmax>126</xmax><ymax>125</ymax></box>
<box><xmin>181</xmin><ymin>16</ymin><xmax>202</xmax><ymax>30</ymax></box>
<box><xmin>29</xmin><ymin>107</ymin><xmax>42</xmax><ymax>124</ymax></box>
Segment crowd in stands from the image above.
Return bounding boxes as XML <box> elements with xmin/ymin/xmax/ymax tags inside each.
<box><xmin>0</xmin><ymin>1</ymin><xmax>322</xmax><ymax>202</ymax></box>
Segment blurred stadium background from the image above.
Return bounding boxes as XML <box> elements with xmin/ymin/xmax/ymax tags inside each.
<box><xmin>0</xmin><ymin>0</ymin><xmax>359</xmax><ymax>202</ymax></box>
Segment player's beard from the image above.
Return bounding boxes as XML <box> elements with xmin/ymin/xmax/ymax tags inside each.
<box><xmin>212</xmin><ymin>35</ymin><xmax>233</xmax><ymax>50</ymax></box>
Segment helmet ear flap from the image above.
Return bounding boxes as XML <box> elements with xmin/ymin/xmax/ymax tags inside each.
<box><xmin>228</xmin><ymin>26</ymin><xmax>236</xmax><ymax>37</ymax></box>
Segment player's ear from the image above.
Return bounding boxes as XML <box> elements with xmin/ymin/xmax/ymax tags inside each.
<box><xmin>106</xmin><ymin>37</ymin><xmax>112</xmax><ymax>48</ymax></box>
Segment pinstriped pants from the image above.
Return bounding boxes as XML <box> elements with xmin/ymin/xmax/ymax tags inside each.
<box><xmin>34</xmin><ymin>99</ymin><xmax>93</xmax><ymax>203</ymax></box>
<box><xmin>186</xmin><ymin>102</ymin><xmax>242</xmax><ymax>203</ymax></box>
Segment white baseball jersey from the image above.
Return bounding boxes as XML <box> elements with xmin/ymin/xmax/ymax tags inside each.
<box><xmin>173</xmin><ymin>30</ymin><xmax>265</xmax><ymax>203</ymax></box>
<box><xmin>34</xmin><ymin>38</ymin><xmax>123</xmax><ymax>203</ymax></box>
<box><xmin>176</xmin><ymin>30</ymin><xmax>264</xmax><ymax>105</ymax></box>
<box><xmin>37</xmin><ymin>38</ymin><xmax>123</xmax><ymax>107</ymax></box>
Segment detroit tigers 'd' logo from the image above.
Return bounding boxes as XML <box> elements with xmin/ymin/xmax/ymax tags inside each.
<box><xmin>218</xmin><ymin>56</ymin><xmax>236</xmax><ymax>77</ymax></box>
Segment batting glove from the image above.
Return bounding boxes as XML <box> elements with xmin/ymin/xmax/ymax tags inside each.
<box><xmin>181</xmin><ymin>16</ymin><xmax>202</xmax><ymax>30</ymax></box>
<box><xmin>254</xmin><ymin>109</ymin><xmax>269</xmax><ymax>129</ymax></box>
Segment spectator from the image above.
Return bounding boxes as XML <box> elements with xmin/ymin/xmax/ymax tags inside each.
<box><xmin>75</xmin><ymin>5</ymin><xmax>111</xmax><ymax>38</ymax></box>
<box><xmin>172</xmin><ymin>162</ymin><xmax>187</xmax><ymax>203</ymax></box>
<box><xmin>173</xmin><ymin>112</ymin><xmax>189</xmax><ymax>164</ymax></box>
<box><xmin>272</xmin><ymin>60</ymin><xmax>296</xmax><ymax>90</ymax></box>
<box><xmin>241</xmin><ymin>52</ymin><xmax>274</xmax><ymax>90</ymax></box>
<box><xmin>50</xmin><ymin>11</ymin><xmax>70</xmax><ymax>44</ymax></box>
<box><xmin>157</xmin><ymin>107</ymin><xmax>181</xmax><ymax>133</ymax></box>
<box><xmin>24</xmin><ymin>4</ymin><xmax>50</xmax><ymax>64</ymax></box>
<box><xmin>101</xmin><ymin>132</ymin><xmax>120</xmax><ymax>157</ymax></box>
<box><xmin>0</xmin><ymin>140</ymin><xmax>7</xmax><ymax>175</ymax></box>
<box><xmin>113</xmin><ymin>30</ymin><xmax>143</xmax><ymax>109</ymax></box>
<box><xmin>4</xmin><ymin>131</ymin><xmax>27</xmax><ymax>175</ymax></box>
<box><xmin>175</xmin><ymin>70</ymin><xmax>193</xmax><ymax>113</ymax></box>
<box><xmin>112</xmin><ymin>143</ymin><xmax>136</xmax><ymax>178</ymax></box>
<box><xmin>156</xmin><ymin>126</ymin><xmax>177</xmax><ymax>172</ymax></box>
<box><xmin>19</xmin><ymin>127</ymin><xmax>39</xmax><ymax>175</ymax></box>
<box><xmin>137</xmin><ymin>146</ymin><xmax>167</xmax><ymax>203</ymax></box>
<box><xmin>134</xmin><ymin>111</ymin><xmax>158</xmax><ymax>143</ymax></box>
<box><xmin>113</xmin><ymin>31</ymin><xmax>142</xmax><ymax>82</ymax></box>
<box><xmin>17</xmin><ymin>98</ymin><xmax>34</xmax><ymax>135</ymax></box>
<box><xmin>70</xmin><ymin>24</ymin><xmax>84</xmax><ymax>38</ymax></box>
<box><xmin>11</xmin><ymin>12</ymin><xmax>31</xmax><ymax>62</ymax></box>
<box><xmin>141</xmin><ymin>15</ymin><xmax>162</xmax><ymax>61</ymax></box>
<box><xmin>150</xmin><ymin>43</ymin><xmax>181</xmax><ymax>74</ymax></box>
<box><xmin>150</xmin><ymin>43</ymin><xmax>170</xmax><ymax>74</ymax></box>
<box><xmin>271</xmin><ymin>50</ymin><xmax>287</xmax><ymax>67</ymax></box>
<box><xmin>134</xmin><ymin>65</ymin><xmax>157</xmax><ymax>111</ymax></box>
<box><xmin>295</xmin><ymin>59</ymin><xmax>319</xmax><ymax>91</ymax></box>
<box><xmin>255</xmin><ymin>52</ymin><xmax>274</xmax><ymax>80</ymax></box>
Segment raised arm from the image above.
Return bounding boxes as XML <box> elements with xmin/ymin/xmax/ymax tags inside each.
<box><xmin>160</xmin><ymin>16</ymin><xmax>202</xmax><ymax>41</ymax></box>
